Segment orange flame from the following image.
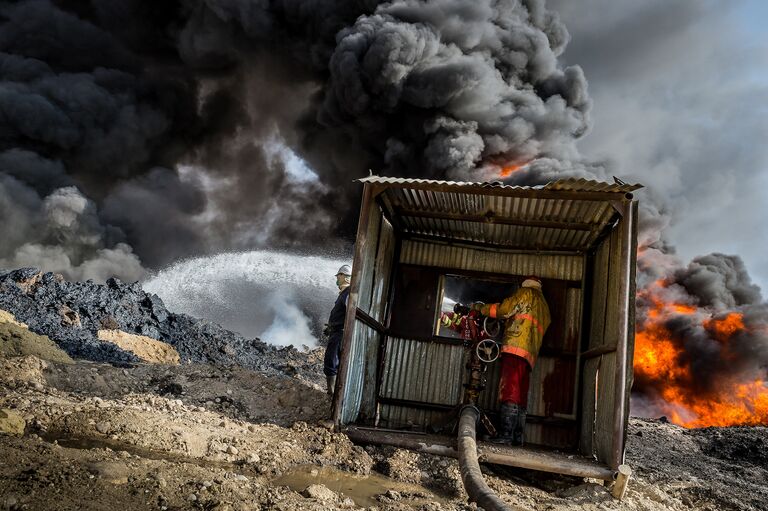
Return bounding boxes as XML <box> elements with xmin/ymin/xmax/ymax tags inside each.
<box><xmin>704</xmin><ymin>313</ymin><xmax>745</xmax><ymax>342</ymax></box>
<box><xmin>498</xmin><ymin>161</ymin><xmax>531</xmax><ymax>177</ymax></box>
<box><xmin>633</xmin><ymin>280</ymin><xmax>768</xmax><ymax>427</ymax></box>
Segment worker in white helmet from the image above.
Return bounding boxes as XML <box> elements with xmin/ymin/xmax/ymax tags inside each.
<box><xmin>323</xmin><ymin>264</ymin><xmax>352</xmax><ymax>398</ymax></box>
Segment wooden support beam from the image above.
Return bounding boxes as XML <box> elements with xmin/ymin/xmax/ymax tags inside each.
<box><xmin>580</xmin><ymin>344</ymin><xmax>617</xmax><ymax>360</ymax></box>
<box><xmin>344</xmin><ymin>427</ymin><xmax>616</xmax><ymax>481</ymax></box>
<box><xmin>610</xmin><ymin>464</ymin><xmax>632</xmax><ymax>500</ymax></box>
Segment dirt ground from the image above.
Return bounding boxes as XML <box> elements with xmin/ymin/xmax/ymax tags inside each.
<box><xmin>0</xmin><ymin>353</ymin><xmax>766</xmax><ymax>511</ymax></box>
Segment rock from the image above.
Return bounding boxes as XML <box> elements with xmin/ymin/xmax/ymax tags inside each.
<box><xmin>8</xmin><ymin>268</ymin><xmax>42</xmax><ymax>294</ymax></box>
<box><xmin>58</xmin><ymin>305</ymin><xmax>81</xmax><ymax>327</ymax></box>
<box><xmin>0</xmin><ymin>409</ymin><xmax>25</xmax><ymax>436</ymax></box>
<box><xmin>303</xmin><ymin>484</ymin><xmax>338</xmax><ymax>502</ymax></box>
<box><xmin>384</xmin><ymin>490</ymin><xmax>401</xmax><ymax>501</ymax></box>
<box><xmin>99</xmin><ymin>315</ymin><xmax>120</xmax><ymax>330</ymax></box>
<box><xmin>226</xmin><ymin>445</ymin><xmax>239</xmax><ymax>455</ymax></box>
<box><xmin>95</xmin><ymin>421</ymin><xmax>111</xmax><ymax>434</ymax></box>
<box><xmin>97</xmin><ymin>330</ymin><xmax>180</xmax><ymax>365</ymax></box>
<box><xmin>88</xmin><ymin>461</ymin><xmax>130</xmax><ymax>485</ymax></box>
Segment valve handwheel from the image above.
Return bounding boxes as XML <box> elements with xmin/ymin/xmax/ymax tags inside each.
<box><xmin>475</xmin><ymin>339</ymin><xmax>500</xmax><ymax>363</ymax></box>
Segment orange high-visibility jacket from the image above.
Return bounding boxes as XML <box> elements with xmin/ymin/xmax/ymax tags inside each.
<box><xmin>473</xmin><ymin>287</ymin><xmax>551</xmax><ymax>368</ymax></box>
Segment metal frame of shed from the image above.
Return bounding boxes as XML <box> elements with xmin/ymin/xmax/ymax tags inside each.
<box><xmin>332</xmin><ymin>176</ymin><xmax>640</xmax><ymax>480</ymax></box>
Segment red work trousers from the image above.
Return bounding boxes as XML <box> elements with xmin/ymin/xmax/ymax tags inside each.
<box><xmin>497</xmin><ymin>354</ymin><xmax>531</xmax><ymax>408</ymax></box>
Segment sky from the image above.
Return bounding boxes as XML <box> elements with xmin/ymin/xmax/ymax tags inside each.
<box><xmin>551</xmin><ymin>0</ymin><xmax>768</xmax><ymax>291</ymax></box>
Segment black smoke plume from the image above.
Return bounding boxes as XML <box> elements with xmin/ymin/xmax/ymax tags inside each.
<box><xmin>0</xmin><ymin>0</ymin><xmax>766</xmax><ymax>420</ymax></box>
<box><xmin>0</xmin><ymin>0</ymin><xmax>594</xmax><ymax>279</ymax></box>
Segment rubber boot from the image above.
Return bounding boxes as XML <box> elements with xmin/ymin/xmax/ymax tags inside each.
<box><xmin>326</xmin><ymin>375</ymin><xmax>336</xmax><ymax>397</ymax></box>
<box><xmin>491</xmin><ymin>402</ymin><xmax>519</xmax><ymax>444</ymax></box>
<box><xmin>512</xmin><ymin>407</ymin><xmax>526</xmax><ymax>446</ymax></box>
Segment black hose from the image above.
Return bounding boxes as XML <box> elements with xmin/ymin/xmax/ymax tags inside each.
<box><xmin>458</xmin><ymin>406</ymin><xmax>515</xmax><ymax>511</ymax></box>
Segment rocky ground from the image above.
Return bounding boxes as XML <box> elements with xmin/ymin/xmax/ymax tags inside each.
<box><xmin>1</xmin><ymin>269</ymin><xmax>766</xmax><ymax>511</ymax></box>
<box><xmin>1</xmin><ymin>351</ymin><xmax>766</xmax><ymax>511</ymax></box>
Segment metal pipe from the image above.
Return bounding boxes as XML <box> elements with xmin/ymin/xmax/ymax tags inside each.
<box><xmin>458</xmin><ymin>406</ymin><xmax>516</xmax><ymax>511</ymax></box>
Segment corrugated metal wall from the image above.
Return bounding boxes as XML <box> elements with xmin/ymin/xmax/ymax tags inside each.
<box><xmin>339</xmin><ymin>203</ymin><xmax>397</xmax><ymax>425</ymax></box>
<box><xmin>380</xmin><ymin>337</ymin><xmax>466</xmax><ymax>405</ymax></box>
<box><xmin>400</xmin><ymin>240</ymin><xmax>583</xmax><ymax>281</ymax></box>
<box><xmin>340</xmin><ymin>320</ymin><xmax>377</xmax><ymax>425</ymax></box>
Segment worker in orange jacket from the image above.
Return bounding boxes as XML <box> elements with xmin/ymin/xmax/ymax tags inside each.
<box><xmin>472</xmin><ymin>276</ymin><xmax>551</xmax><ymax>445</ymax></box>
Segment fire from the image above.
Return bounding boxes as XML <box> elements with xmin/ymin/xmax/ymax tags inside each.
<box><xmin>633</xmin><ymin>280</ymin><xmax>768</xmax><ymax>428</ymax></box>
<box><xmin>499</xmin><ymin>164</ymin><xmax>522</xmax><ymax>177</ymax></box>
<box><xmin>498</xmin><ymin>161</ymin><xmax>530</xmax><ymax>177</ymax></box>
<box><xmin>704</xmin><ymin>313</ymin><xmax>745</xmax><ymax>341</ymax></box>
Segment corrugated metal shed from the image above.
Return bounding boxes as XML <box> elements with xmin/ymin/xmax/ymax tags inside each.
<box><xmin>335</xmin><ymin>175</ymin><xmax>639</xmax><ymax>479</ymax></box>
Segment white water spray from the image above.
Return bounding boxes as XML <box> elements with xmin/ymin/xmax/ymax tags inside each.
<box><xmin>143</xmin><ymin>250</ymin><xmax>350</xmax><ymax>347</ymax></box>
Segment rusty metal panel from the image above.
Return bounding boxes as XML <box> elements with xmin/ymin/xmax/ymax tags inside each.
<box><xmin>524</xmin><ymin>423</ymin><xmax>577</xmax><ymax>450</ymax></box>
<box><xmin>356</xmin><ymin>205</ymin><xmax>382</xmax><ymax>315</ymax></box>
<box><xmin>375</xmin><ymin>179</ymin><xmax>625</xmax><ymax>253</ymax></box>
<box><xmin>564</xmin><ymin>288</ymin><xmax>582</xmax><ymax>353</ymax></box>
<box><xmin>340</xmin><ymin>320</ymin><xmax>378</xmax><ymax>425</ymax></box>
<box><xmin>399</xmin><ymin>217</ymin><xmax>595</xmax><ymax>251</ymax></box>
<box><xmin>588</xmin><ymin>239</ymin><xmax>610</xmax><ymax>350</ymax></box>
<box><xmin>594</xmin><ymin>352</ymin><xmax>617</xmax><ymax>465</ymax></box>
<box><xmin>370</xmin><ymin>217</ymin><xmax>395</xmax><ymax>323</ymax></box>
<box><xmin>400</xmin><ymin>240</ymin><xmax>583</xmax><ymax>281</ymax></box>
<box><xmin>543</xmin><ymin>178</ymin><xmax>643</xmax><ymax>193</ymax></box>
<box><xmin>378</xmin><ymin>404</ymin><xmax>456</xmax><ymax>431</ymax></box>
<box><xmin>478</xmin><ymin>356</ymin><xmax>577</xmax><ymax>418</ymax></box>
<box><xmin>603</xmin><ymin>228</ymin><xmax>623</xmax><ymax>348</ymax></box>
<box><xmin>380</xmin><ymin>337</ymin><xmax>465</xmax><ymax>406</ymax></box>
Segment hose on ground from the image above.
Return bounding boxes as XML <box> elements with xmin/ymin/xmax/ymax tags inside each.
<box><xmin>457</xmin><ymin>406</ymin><xmax>515</xmax><ymax>511</ymax></box>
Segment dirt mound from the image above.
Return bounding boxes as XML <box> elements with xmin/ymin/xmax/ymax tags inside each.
<box><xmin>0</xmin><ymin>310</ymin><xmax>73</xmax><ymax>364</ymax></box>
<box><xmin>692</xmin><ymin>426</ymin><xmax>768</xmax><ymax>468</ymax></box>
<box><xmin>0</xmin><ymin>268</ymin><xmax>324</xmax><ymax>384</ymax></box>
<box><xmin>626</xmin><ymin>418</ymin><xmax>768</xmax><ymax>511</ymax></box>
<box><xmin>97</xmin><ymin>330</ymin><xmax>180</xmax><ymax>365</ymax></box>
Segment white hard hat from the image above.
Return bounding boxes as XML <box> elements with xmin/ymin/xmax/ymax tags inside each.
<box><xmin>336</xmin><ymin>264</ymin><xmax>352</xmax><ymax>276</ymax></box>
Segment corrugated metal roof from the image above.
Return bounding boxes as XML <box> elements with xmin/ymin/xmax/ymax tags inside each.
<box><xmin>358</xmin><ymin>175</ymin><xmax>642</xmax><ymax>194</ymax></box>
<box><xmin>360</xmin><ymin>175</ymin><xmax>640</xmax><ymax>252</ymax></box>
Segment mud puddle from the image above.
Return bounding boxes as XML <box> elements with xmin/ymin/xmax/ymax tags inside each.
<box><xmin>273</xmin><ymin>464</ymin><xmax>446</xmax><ymax>507</ymax></box>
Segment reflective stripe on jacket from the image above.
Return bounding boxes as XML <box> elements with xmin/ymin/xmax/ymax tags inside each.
<box><xmin>476</xmin><ymin>287</ymin><xmax>551</xmax><ymax>368</ymax></box>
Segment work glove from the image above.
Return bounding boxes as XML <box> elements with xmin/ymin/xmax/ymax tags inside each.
<box><xmin>453</xmin><ymin>303</ymin><xmax>471</xmax><ymax>315</ymax></box>
<box><xmin>470</xmin><ymin>302</ymin><xmax>484</xmax><ymax>312</ymax></box>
